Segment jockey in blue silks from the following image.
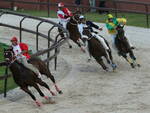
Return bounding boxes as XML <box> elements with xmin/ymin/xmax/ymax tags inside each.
<box><xmin>78</xmin><ymin>15</ymin><xmax>110</xmax><ymax>61</ymax></box>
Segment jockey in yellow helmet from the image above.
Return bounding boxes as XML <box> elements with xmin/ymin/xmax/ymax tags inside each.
<box><xmin>106</xmin><ymin>14</ymin><xmax>133</xmax><ymax>51</ymax></box>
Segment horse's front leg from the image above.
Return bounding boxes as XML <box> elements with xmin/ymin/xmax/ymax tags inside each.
<box><xmin>21</xmin><ymin>86</ymin><xmax>42</xmax><ymax>107</ymax></box>
<box><xmin>95</xmin><ymin>57</ymin><xmax>109</xmax><ymax>71</ymax></box>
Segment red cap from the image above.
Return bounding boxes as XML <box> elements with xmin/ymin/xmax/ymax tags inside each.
<box><xmin>11</xmin><ymin>36</ymin><xmax>18</xmax><ymax>42</ymax></box>
<box><xmin>58</xmin><ymin>2</ymin><xmax>64</xmax><ymax>7</ymax></box>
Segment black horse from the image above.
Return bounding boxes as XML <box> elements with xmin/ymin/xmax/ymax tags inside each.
<box><xmin>82</xmin><ymin>27</ymin><xmax>117</xmax><ymax>71</ymax></box>
<box><xmin>66</xmin><ymin>13</ymin><xmax>86</xmax><ymax>52</ymax></box>
<box><xmin>115</xmin><ymin>25</ymin><xmax>140</xmax><ymax>68</ymax></box>
<box><xmin>1</xmin><ymin>49</ymin><xmax>62</xmax><ymax>106</ymax></box>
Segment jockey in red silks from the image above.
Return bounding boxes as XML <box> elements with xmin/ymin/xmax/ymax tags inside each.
<box><xmin>57</xmin><ymin>2</ymin><xmax>73</xmax><ymax>29</ymax></box>
<box><xmin>10</xmin><ymin>36</ymin><xmax>42</xmax><ymax>78</ymax></box>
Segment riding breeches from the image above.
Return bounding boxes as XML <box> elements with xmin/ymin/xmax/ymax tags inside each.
<box><xmin>92</xmin><ymin>33</ymin><xmax>109</xmax><ymax>50</ymax></box>
<box><xmin>17</xmin><ymin>57</ymin><xmax>40</xmax><ymax>76</ymax></box>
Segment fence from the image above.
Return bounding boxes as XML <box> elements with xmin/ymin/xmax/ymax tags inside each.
<box><xmin>0</xmin><ymin>0</ymin><xmax>149</xmax><ymax>27</ymax></box>
<box><xmin>0</xmin><ymin>9</ymin><xmax>69</xmax><ymax>97</ymax></box>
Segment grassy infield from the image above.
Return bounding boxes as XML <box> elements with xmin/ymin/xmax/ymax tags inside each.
<box><xmin>0</xmin><ymin>9</ymin><xmax>149</xmax><ymax>94</ymax></box>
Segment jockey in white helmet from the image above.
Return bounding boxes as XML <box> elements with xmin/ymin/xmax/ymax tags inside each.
<box><xmin>78</xmin><ymin>15</ymin><xmax>109</xmax><ymax>51</ymax></box>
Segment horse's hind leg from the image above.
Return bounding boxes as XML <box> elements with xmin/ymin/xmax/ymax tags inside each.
<box><xmin>33</xmin><ymin>83</ymin><xmax>55</xmax><ymax>104</ymax></box>
<box><xmin>129</xmin><ymin>50</ymin><xmax>141</xmax><ymax>67</ymax></box>
<box><xmin>122</xmin><ymin>54</ymin><xmax>135</xmax><ymax>68</ymax></box>
<box><xmin>21</xmin><ymin>86</ymin><xmax>42</xmax><ymax>107</ymax></box>
<box><xmin>36</xmin><ymin>78</ymin><xmax>56</xmax><ymax>96</ymax></box>
<box><xmin>41</xmin><ymin>67</ymin><xmax>63</xmax><ymax>94</ymax></box>
<box><xmin>95</xmin><ymin>57</ymin><xmax>108</xmax><ymax>71</ymax></box>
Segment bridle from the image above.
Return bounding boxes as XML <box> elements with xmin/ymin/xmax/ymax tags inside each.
<box><xmin>68</xmin><ymin>14</ymin><xmax>80</xmax><ymax>26</ymax></box>
<box><xmin>4</xmin><ymin>51</ymin><xmax>17</xmax><ymax>66</ymax></box>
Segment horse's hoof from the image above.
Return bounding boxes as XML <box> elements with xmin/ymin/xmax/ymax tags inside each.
<box><xmin>131</xmin><ymin>46</ymin><xmax>135</xmax><ymax>49</ymax></box>
<box><xmin>69</xmin><ymin>45</ymin><xmax>72</xmax><ymax>49</ymax></box>
<box><xmin>35</xmin><ymin>101</ymin><xmax>42</xmax><ymax>107</ymax></box>
<box><xmin>131</xmin><ymin>63</ymin><xmax>135</xmax><ymax>68</ymax></box>
<box><xmin>112</xmin><ymin>64</ymin><xmax>117</xmax><ymax>70</ymax></box>
<box><xmin>105</xmin><ymin>67</ymin><xmax>109</xmax><ymax>72</ymax></box>
<box><xmin>87</xmin><ymin>58</ymin><xmax>91</xmax><ymax>62</ymax></box>
<box><xmin>58</xmin><ymin>90</ymin><xmax>63</xmax><ymax>94</ymax></box>
<box><xmin>137</xmin><ymin>64</ymin><xmax>141</xmax><ymax>67</ymax></box>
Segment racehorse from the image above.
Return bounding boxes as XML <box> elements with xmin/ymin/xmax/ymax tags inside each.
<box><xmin>66</xmin><ymin>13</ymin><xmax>85</xmax><ymax>52</ymax></box>
<box><xmin>82</xmin><ymin>27</ymin><xmax>117</xmax><ymax>71</ymax></box>
<box><xmin>1</xmin><ymin>48</ymin><xmax>62</xmax><ymax>106</ymax></box>
<box><xmin>115</xmin><ymin>25</ymin><xmax>140</xmax><ymax>68</ymax></box>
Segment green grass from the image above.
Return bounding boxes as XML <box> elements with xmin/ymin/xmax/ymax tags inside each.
<box><xmin>16</xmin><ymin>9</ymin><xmax>149</xmax><ymax>28</ymax></box>
<box><xmin>0</xmin><ymin>43</ymin><xmax>18</xmax><ymax>94</ymax></box>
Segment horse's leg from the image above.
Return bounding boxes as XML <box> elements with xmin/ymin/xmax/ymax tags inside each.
<box><xmin>122</xmin><ymin>54</ymin><xmax>135</xmax><ymax>68</ymax></box>
<box><xmin>41</xmin><ymin>66</ymin><xmax>63</xmax><ymax>94</ymax></box>
<box><xmin>30</xmin><ymin>60</ymin><xmax>62</xmax><ymax>94</ymax></box>
<box><xmin>76</xmin><ymin>38</ymin><xmax>86</xmax><ymax>53</ymax></box>
<box><xmin>95</xmin><ymin>57</ymin><xmax>108</xmax><ymax>71</ymax></box>
<box><xmin>36</xmin><ymin>78</ymin><xmax>56</xmax><ymax>96</ymax></box>
<box><xmin>129</xmin><ymin>50</ymin><xmax>141</xmax><ymax>67</ymax></box>
<box><xmin>32</xmin><ymin>83</ymin><xmax>55</xmax><ymax>104</ymax></box>
<box><xmin>21</xmin><ymin>86</ymin><xmax>42</xmax><ymax>107</ymax></box>
<box><xmin>58</xmin><ymin>27</ymin><xmax>72</xmax><ymax>48</ymax></box>
<box><xmin>107</xmin><ymin>50</ymin><xmax>117</xmax><ymax>70</ymax></box>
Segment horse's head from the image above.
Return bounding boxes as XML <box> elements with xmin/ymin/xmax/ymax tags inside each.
<box><xmin>3</xmin><ymin>48</ymin><xmax>14</xmax><ymax>62</ymax></box>
<box><xmin>82</xmin><ymin>27</ymin><xmax>93</xmax><ymax>39</ymax></box>
<box><xmin>116</xmin><ymin>24</ymin><xmax>125</xmax><ymax>39</ymax></box>
<box><xmin>69</xmin><ymin>11</ymin><xmax>81</xmax><ymax>25</ymax></box>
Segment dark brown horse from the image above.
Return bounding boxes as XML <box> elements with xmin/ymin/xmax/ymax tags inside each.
<box><xmin>115</xmin><ymin>25</ymin><xmax>140</xmax><ymax>68</ymax></box>
<box><xmin>1</xmin><ymin>49</ymin><xmax>62</xmax><ymax>106</ymax></box>
<box><xmin>66</xmin><ymin>13</ymin><xmax>85</xmax><ymax>52</ymax></box>
<box><xmin>82</xmin><ymin>27</ymin><xmax>117</xmax><ymax>71</ymax></box>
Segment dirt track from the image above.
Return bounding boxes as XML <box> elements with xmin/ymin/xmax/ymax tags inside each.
<box><xmin>0</xmin><ymin>15</ymin><xmax>150</xmax><ymax>113</ymax></box>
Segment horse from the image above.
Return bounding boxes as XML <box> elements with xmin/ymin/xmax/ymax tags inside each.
<box><xmin>115</xmin><ymin>25</ymin><xmax>140</xmax><ymax>68</ymax></box>
<box><xmin>66</xmin><ymin>13</ymin><xmax>86</xmax><ymax>52</ymax></box>
<box><xmin>82</xmin><ymin>27</ymin><xmax>117</xmax><ymax>71</ymax></box>
<box><xmin>1</xmin><ymin>49</ymin><xmax>62</xmax><ymax>106</ymax></box>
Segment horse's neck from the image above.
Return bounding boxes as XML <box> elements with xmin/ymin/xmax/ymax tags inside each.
<box><xmin>9</xmin><ymin>61</ymin><xmax>23</xmax><ymax>74</ymax></box>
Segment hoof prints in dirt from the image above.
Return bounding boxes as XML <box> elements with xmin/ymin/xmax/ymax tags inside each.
<box><xmin>78</xmin><ymin>65</ymin><xmax>99</xmax><ymax>73</ymax></box>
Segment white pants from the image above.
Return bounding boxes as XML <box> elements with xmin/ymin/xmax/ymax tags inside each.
<box><xmin>92</xmin><ymin>33</ymin><xmax>109</xmax><ymax>50</ymax></box>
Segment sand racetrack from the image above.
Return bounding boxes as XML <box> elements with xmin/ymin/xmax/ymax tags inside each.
<box><xmin>0</xmin><ymin>15</ymin><xmax>150</xmax><ymax>113</ymax></box>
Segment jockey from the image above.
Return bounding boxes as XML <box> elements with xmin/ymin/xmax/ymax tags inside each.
<box><xmin>57</xmin><ymin>2</ymin><xmax>73</xmax><ymax>29</ymax></box>
<box><xmin>78</xmin><ymin>15</ymin><xmax>109</xmax><ymax>51</ymax></box>
<box><xmin>10</xmin><ymin>36</ymin><xmax>42</xmax><ymax>78</ymax></box>
<box><xmin>79</xmin><ymin>15</ymin><xmax>103</xmax><ymax>33</ymax></box>
<box><xmin>78</xmin><ymin>15</ymin><xmax>110</xmax><ymax>61</ymax></box>
<box><xmin>106</xmin><ymin>14</ymin><xmax>134</xmax><ymax>49</ymax></box>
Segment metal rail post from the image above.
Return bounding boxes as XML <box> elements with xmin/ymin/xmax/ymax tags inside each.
<box><xmin>4</xmin><ymin>66</ymin><xmax>8</xmax><ymax>97</ymax></box>
<box><xmin>145</xmin><ymin>4</ymin><xmax>149</xmax><ymax>28</ymax></box>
